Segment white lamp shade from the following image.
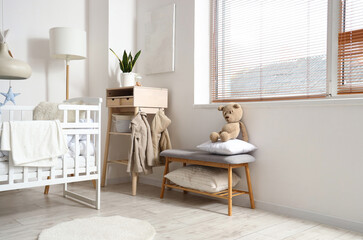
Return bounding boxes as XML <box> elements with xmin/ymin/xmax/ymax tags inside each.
<box><xmin>49</xmin><ymin>27</ymin><xmax>86</xmax><ymax>60</ymax></box>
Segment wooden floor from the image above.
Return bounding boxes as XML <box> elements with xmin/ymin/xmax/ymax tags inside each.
<box><xmin>0</xmin><ymin>182</ymin><xmax>362</xmax><ymax>240</ymax></box>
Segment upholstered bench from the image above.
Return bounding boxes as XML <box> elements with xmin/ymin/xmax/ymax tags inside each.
<box><xmin>159</xmin><ymin>149</ymin><xmax>255</xmax><ymax>216</ymax></box>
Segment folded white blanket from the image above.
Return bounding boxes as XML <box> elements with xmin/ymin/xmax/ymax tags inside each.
<box><xmin>0</xmin><ymin>120</ymin><xmax>68</xmax><ymax>167</ymax></box>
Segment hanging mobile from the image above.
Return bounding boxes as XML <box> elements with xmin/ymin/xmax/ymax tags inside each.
<box><xmin>0</xmin><ymin>0</ymin><xmax>31</xmax><ymax>108</ymax></box>
<box><xmin>1</xmin><ymin>80</ymin><xmax>20</xmax><ymax>105</ymax></box>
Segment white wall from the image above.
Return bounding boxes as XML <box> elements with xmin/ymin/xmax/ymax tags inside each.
<box><xmin>0</xmin><ymin>0</ymin><xmax>88</xmax><ymax>104</ymax></box>
<box><xmin>136</xmin><ymin>0</ymin><xmax>363</xmax><ymax>232</ymax></box>
<box><xmin>88</xmin><ymin>0</ymin><xmax>110</xmax><ymax>182</ymax></box>
<box><xmin>88</xmin><ymin>0</ymin><xmax>137</xmax><ymax>182</ymax></box>
<box><xmin>107</xmin><ymin>0</ymin><xmax>137</xmax><ymax>181</ymax></box>
<box><xmin>109</xmin><ymin>0</ymin><xmax>137</xmax><ymax>88</ymax></box>
<box><xmin>194</xmin><ymin>0</ymin><xmax>210</xmax><ymax>104</ymax></box>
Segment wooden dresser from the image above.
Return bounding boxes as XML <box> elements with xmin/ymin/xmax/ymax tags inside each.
<box><xmin>101</xmin><ymin>86</ymin><xmax>168</xmax><ymax>195</ymax></box>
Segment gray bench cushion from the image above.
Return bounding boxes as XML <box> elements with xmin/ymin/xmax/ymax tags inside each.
<box><xmin>160</xmin><ymin>149</ymin><xmax>255</xmax><ymax>165</ymax></box>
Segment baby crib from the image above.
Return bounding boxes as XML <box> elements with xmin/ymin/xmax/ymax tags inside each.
<box><xmin>0</xmin><ymin>97</ymin><xmax>102</xmax><ymax>209</ymax></box>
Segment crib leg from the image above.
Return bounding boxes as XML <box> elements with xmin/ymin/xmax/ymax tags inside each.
<box><xmin>95</xmin><ymin>179</ymin><xmax>101</xmax><ymax>209</ymax></box>
<box><xmin>92</xmin><ymin>180</ymin><xmax>97</xmax><ymax>189</ymax></box>
<box><xmin>63</xmin><ymin>183</ymin><xmax>67</xmax><ymax>197</ymax></box>
<box><xmin>44</xmin><ymin>177</ymin><xmax>50</xmax><ymax>195</ymax></box>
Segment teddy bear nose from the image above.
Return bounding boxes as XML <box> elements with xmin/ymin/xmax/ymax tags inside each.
<box><xmin>225</xmin><ymin>116</ymin><xmax>229</xmax><ymax>119</ymax></box>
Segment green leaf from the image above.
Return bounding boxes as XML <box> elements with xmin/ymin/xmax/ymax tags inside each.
<box><xmin>128</xmin><ymin>52</ymin><xmax>133</xmax><ymax>71</ymax></box>
<box><xmin>109</xmin><ymin>48</ymin><xmax>121</xmax><ymax>62</ymax></box>
<box><xmin>122</xmin><ymin>51</ymin><xmax>130</xmax><ymax>72</ymax></box>
<box><xmin>129</xmin><ymin>55</ymin><xmax>133</xmax><ymax>66</ymax></box>
<box><xmin>129</xmin><ymin>61</ymin><xmax>133</xmax><ymax>72</ymax></box>
<box><xmin>132</xmin><ymin>50</ymin><xmax>141</xmax><ymax>66</ymax></box>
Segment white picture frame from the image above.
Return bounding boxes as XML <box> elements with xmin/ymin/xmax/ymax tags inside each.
<box><xmin>144</xmin><ymin>4</ymin><xmax>175</xmax><ymax>75</ymax></box>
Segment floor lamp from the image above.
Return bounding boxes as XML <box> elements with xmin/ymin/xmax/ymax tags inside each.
<box><xmin>49</xmin><ymin>27</ymin><xmax>86</xmax><ymax>100</ymax></box>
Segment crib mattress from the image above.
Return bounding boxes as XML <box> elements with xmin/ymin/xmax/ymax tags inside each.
<box><xmin>0</xmin><ymin>155</ymin><xmax>96</xmax><ymax>176</ymax></box>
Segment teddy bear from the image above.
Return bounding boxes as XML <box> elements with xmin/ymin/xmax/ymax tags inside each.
<box><xmin>210</xmin><ymin>103</ymin><xmax>249</xmax><ymax>143</ymax></box>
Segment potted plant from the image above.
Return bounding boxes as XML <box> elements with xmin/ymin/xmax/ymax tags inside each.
<box><xmin>110</xmin><ymin>48</ymin><xmax>141</xmax><ymax>87</ymax></box>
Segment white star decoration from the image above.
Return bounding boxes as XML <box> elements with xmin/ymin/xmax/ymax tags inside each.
<box><xmin>1</xmin><ymin>86</ymin><xmax>20</xmax><ymax>105</ymax></box>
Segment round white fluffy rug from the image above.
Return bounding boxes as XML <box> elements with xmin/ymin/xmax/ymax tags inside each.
<box><xmin>38</xmin><ymin>216</ymin><xmax>156</xmax><ymax>240</ymax></box>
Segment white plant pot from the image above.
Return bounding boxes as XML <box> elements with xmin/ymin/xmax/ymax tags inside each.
<box><xmin>121</xmin><ymin>72</ymin><xmax>136</xmax><ymax>87</ymax></box>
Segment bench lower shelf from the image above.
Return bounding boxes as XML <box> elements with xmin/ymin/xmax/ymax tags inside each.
<box><xmin>164</xmin><ymin>183</ymin><xmax>249</xmax><ymax>200</ymax></box>
<box><xmin>160</xmin><ymin>156</ymin><xmax>255</xmax><ymax>216</ymax></box>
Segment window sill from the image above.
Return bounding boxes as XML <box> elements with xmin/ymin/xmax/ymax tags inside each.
<box><xmin>193</xmin><ymin>96</ymin><xmax>363</xmax><ymax>109</ymax></box>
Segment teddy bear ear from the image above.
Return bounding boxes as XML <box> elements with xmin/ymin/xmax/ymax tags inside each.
<box><xmin>233</xmin><ymin>104</ymin><xmax>241</xmax><ymax>109</ymax></box>
<box><xmin>218</xmin><ymin>105</ymin><xmax>224</xmax><ymax>111</ymax></box>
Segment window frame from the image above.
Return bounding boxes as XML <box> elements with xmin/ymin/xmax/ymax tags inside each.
<box><xmin>337</xmin><ymin>0</ymin><xmax>363</xmax><ymax>95</ymax></box>
<box><xmin>208</xmin><ymin>0</ymin><xmax>363</xmax><ymax>103</ymax></box>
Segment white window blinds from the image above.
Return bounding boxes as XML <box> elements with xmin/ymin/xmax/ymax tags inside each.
<box><xmin>338</xmin><ymin>0</ymin><xmax>363</xmax><ymax>94</ymax></box>
<box><xmin>211</xmin><ymin>0</ymin><xmax>328</xmax><ymax>102</ymax></box>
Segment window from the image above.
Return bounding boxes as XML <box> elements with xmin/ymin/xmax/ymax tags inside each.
<box><xmin>338</xmin><ymin>0</ymin><xmax>363</xmax><ymax>94</ymax></box>
<box><xmin>211</xmin><ymin>0</ymin><xmax>328</xmax><ymax>102</ymax></box>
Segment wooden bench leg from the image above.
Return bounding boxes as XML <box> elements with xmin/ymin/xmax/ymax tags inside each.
<box><xmin>160</xmin><ymin>158</ymin><xmax>170</xmax><ymax>199</ymax></box>
<box><xmin>183</xmin><ymin>162</ymin><xmax>188</xmax><ymax>194</ymax></box>
<box><xmin>228</xmin><ymin>166</ymin><xmax>233</xmax><ymax>216</ymax></box>
<box><xmin>166</xmin><ymin>162</ymin><xmax>171</xmax><ymax>190</ymax></box>
<box><xmin>245</xmin><ymin>163</ymin><xmax>255</xmax><ymax>209</ymax></box>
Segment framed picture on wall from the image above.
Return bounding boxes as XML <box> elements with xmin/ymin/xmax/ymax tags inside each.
<box><xmin>144</xmin><ymin>3</ymin><xmax>175</xmax><ymax>75</ymax></box>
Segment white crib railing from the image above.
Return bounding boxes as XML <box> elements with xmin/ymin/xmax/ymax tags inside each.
<box><xmin>0</xmin><ymin>97</ymin><xmax>102</xmax><ymax>209</ymax></box>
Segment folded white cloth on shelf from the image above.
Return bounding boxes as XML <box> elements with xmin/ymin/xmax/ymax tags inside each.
<box><xmin>0</xmin><ymin>120</ymin><xmax>68</xmax><ymax>167</ymax></box>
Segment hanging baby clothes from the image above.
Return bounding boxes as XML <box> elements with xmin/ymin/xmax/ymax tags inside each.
<box><xmin>151</xmin><ymin>109</ymin><xmax>172</xmax><ymax>166</ymax></box>
<box><xmin>128</xmin><ymin>112</ymin><xmax>154</xmax><ymax>175</ymax></box>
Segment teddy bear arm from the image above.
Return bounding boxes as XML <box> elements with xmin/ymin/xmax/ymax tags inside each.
<box><xmin>239</xmin><ymin>121</ymin><xmax>249</xmax><ymax>142</ymax></box>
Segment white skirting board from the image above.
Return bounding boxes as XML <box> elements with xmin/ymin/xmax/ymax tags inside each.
<box><xmin>255</xmin><ymin>200</ymin><xmax>363</xmax><ymax>234</ymax></box>
<box><xmin>138</xmin><ymin>176</ymin><xmax>363</xmax><ymax>234</ymax></box>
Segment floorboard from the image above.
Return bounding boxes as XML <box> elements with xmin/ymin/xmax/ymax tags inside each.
<box><xmin>0</xmin><ymin>182</ymin><xmax>362</xmax><ymax>240</ymax></box>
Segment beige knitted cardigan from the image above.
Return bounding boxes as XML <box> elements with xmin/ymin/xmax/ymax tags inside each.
<box><xmin>151</xmin><ymin>109</ymin><xmax>172</xmax><ymax>166</ymax></box>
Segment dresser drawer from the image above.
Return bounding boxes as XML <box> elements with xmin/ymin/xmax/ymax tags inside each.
<box><xmin>120</xmin><ymin>97</ymin><xmax>134</xmax><ymax>106</ymax></box>
<box><xmin>106</xmin><ymin>86</ymin><xmax>168</xmax><ymax>108</ymax></box>
<box><xmin>107</xmin><ymin>97</ymin><xmax>134</xmax><ymax>107</ymax></box>
<box><xmin>107</xmin><ymin>98</ymin><xmax>120</xmax><ymax>107</ymax></box>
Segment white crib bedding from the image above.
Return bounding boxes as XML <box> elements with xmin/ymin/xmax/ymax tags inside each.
<box><xmin>0</xmin><ymin>135</ymin><xmax>95</xmax><ymax>160</ymax></box>
<box><xmin>0</xmin><ymin>154</ymin><xmax>96</xmax><ymax>176</ymax></box>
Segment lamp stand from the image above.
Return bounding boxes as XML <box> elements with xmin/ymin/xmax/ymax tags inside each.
<box><xmin>66</xmin><ymin>59</ymin><xmax>70</xmax><ymax>100</ymax></box>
